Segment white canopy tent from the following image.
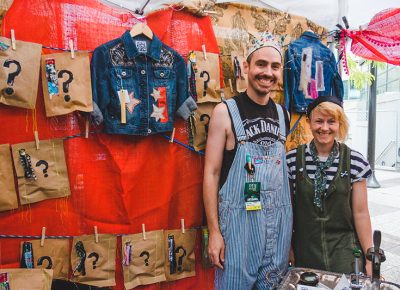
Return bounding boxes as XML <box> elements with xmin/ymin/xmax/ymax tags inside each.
<box><xmin>101</xmin><ymin>0</ymin><xmax>399</xmax><ymax>30</ymax></box>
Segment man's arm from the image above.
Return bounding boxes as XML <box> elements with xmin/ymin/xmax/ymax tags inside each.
<box><xmin>203</xmin><ymin>103</ymin><xmax>231</xmax><ymax>269</ymax></box>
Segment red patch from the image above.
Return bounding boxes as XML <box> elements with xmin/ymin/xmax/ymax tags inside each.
<box><xmin>156</xmin><ymin>87</ymin><xmax>168</xmax><ymax>123</ymax></box>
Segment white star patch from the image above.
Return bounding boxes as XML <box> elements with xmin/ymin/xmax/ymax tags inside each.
<box><xmin>150</xmin><ymin>104</ymin><xmax>165</xmax><ymax>122</ymax></box>
<box><xmin>126</xmin><ymin>92</ymin><xmax>141</xmax><ymax>113</ymax></box>
<box><xmin>150</xmin><ymin>88</ymin><xmax>162</xmax><ymax>101</ymax></box>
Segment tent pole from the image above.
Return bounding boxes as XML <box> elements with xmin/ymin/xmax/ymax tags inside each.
<box><xmin>367</xmin><ymin>62</ymin><xmax>381</xmax><ymax>188</ymax></box>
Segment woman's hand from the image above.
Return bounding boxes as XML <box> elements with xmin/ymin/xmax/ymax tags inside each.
<box><xmin>365</xmin><ymin>260</ymin><xmax>372</xmax><ymax>277</ymax></box>
<box><xmin>289</xmin><ymin>246</ymin><xmax>295</xmax><ymax>266</ymax></box>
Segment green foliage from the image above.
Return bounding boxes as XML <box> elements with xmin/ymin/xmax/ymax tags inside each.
<box><xmin>346</xmin><ymin>56</ymin><xmax>385</xmax><ymax>90</ymax></box>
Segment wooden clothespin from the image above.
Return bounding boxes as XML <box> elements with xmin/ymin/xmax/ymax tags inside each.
<box><xmin>204</xmin><ymin>10</ymin><xmax>218</xmax><ymax>15</ymax></box>
<box><xmin>220</xmin><ymin>88</ymin><xmax>225</xmax><ymax>102</ymax></box>
<box><xmin>94</xmin><ymin>226</ymin><xmax>99</xmax><ymax>243</ymax></box>
<box><xmin>69</xmin><ymin>39</ymin><xmax>75</xmax><ymax>59</ymax></box>
<box><xmin>11</xmin><ymin>29</ymin><xmax>16</xmax><ymax>50</ymax></box>
<box><xmin>85</xmin><ymin>115</ymin><xmax>90</xmax><ymax>139</ymax></box>
<box><xmin>228</xmin><ymin>79</ymin><xmax>234</xmax><ymax>93</ymax></box>
<box><xmin>142</xmin><ymin>223</ymin><xmax>146</xmax><ymax>240</ymax></box>
<box><xmin>169</xmin><ymin>128</ymin><xmax>176</xmax><ymax>143</ymax></box>
<box><xmin>34</xmin><ymin>131</ymin><xmax>40</xmax><ymax>150</ymax></box>
<box><xmin>40</xmin><ymin>227</ymin><xmax>46</xmax><ymax>247</ymax></box>
<box><xmin>242</xmin><ymin>46</ymin><xmax>247</xmax><ymax>58</ymax></box>
<box><xmin>181</xmin><ymin>218</ymin><xmax>185</xmax><ymax>234</ymax></box>
<box><xmin>283</xmin><ymin>9</ymin><xmax>289</xmax><ymax>19</ymax></box>
<box><xmin>201</xmin><ymin>44</ymin><xmax>207</xmax><ymax>60</ymax></box>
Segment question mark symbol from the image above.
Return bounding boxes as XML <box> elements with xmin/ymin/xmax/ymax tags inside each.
<box><xmin>35</xmin><ymin>160</ymin><xmax>49</xmax><ymax>178</ymax></box>
<box><xmin>140</xmin><ymin>251</ymin><xmax>150</xmax><ymax>266</ymax></box>
<box><xmin>88</xmin><ymin>252</ymin><xmax>99</xmax><ymax>269</ymax></box>
<box><xmin>3</xmin><ymin>59</ymin><xmax>21</xmax><ymax>95</ymax></box>
<box><xmin>174</xmin><ymin>246</ymin><xmax>186</xmax><ymax>272</ymax></box>
<box><xmin>200</xmin><ymin>114</ymin><xmax>210</xmax><ymax>135</ymax></box>
<box><xmin>200</xmin><ymin>71</ymin><xmax>210</xmax><ymax>97</ymax></box>
<box><xmin>57</xmin><ymin>69</ymin><xmax>74</xmax><ymax>102</ymax></box>
<box><xmin>37</xmin><ymin>256</ymin><xmax>53</xmax><ymax>269</ymax></box>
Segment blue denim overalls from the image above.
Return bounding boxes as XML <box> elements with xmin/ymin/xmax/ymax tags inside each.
<box><xmin>215</xmin><ymin>98</ymin><xmax>292</xmax><ymax>290</ymax></box>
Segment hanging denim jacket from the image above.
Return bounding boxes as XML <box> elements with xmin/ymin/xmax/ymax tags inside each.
<box><xmin>91</xmin><ymin>30</ymin><xmax>197</xmax><ymax>135</ymax></box>
<box><xmin>284</xmin><ymin>31</ymin><xmax>344</xmax><ymax>113</ymax></box>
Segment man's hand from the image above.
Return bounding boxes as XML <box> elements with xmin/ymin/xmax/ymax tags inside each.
<box><xmin>208</xmin><ymin>230</ymin><xmax>225</xmax><ymax>269</ymax></box>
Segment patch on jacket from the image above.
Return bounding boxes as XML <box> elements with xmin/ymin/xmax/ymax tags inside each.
<box><xmin>153</xmin><ymin>47</ymin><xmax>173</xmax><ymax>68</ymax></box>
<box><xmin>109</xmin><ymin>43</ymin><xmax>135</xmax><ymax>66</ymax></box>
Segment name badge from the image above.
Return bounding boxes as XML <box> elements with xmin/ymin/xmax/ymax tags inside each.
<box><xmin>244</xmin><ymin>182</ymin><xmax>261</xmax><ymax>211</ymax></box>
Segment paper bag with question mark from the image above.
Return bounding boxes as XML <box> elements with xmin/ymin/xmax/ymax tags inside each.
<box><xmin>164</xmin><ymin>229</ymin><xmax>196</xmax><ymax>281</ymax></box>
<box><xmin>20</xmin><ymin>239</ymin><xmax>70</xmax><ymax>280</ymax></box>
<box><xmin>121</xmin><ymin>230</ymin><xmax>166</xmax><ymax>289</ymax></box>
<box><xmin>1</xmin><ymin>268</ymin><xmax>53</xmax><ymax>290</ymax></box>
<box><xmin>189</xmin><ymin>102</ymin><xmax>217</xmax><ymax>151</ymax></box>
<box><xmin>0</xmin><ymin>144</ymin><xmax>18</xmax><ymax>211</ymax></box>
<box><xmin>41</xmin><ymin>51</ymin><xmax>93</xmax><ymax>117</ymax></box>
<box><xmin>0</xmin><ymin>36</ymin><xmax>42</xmax><ymax>109</ymax></box>
<box><xmin>194</xmin><ymin>51</ymin><xmax>221</xmax><ymax>104</ymax></box>
<box><xmin>70</xmin><ymin>234</ymin><xmax>117</xmax><ymax>287</ymax></box>
<box><xmin>11</xmin><ymin>138</ymin><xmax>71</xmax><ymax>205</ymax></box>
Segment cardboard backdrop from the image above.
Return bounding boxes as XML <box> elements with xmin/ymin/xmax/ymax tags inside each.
<box><xmin>0</xmin><ymin>0</ymin><xmax>217</xmax><ymax>289</ymax></box>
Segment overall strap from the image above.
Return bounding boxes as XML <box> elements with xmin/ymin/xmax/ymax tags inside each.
<box><xmin>275</xmin><ymin>103</ymin><xmax>286</xmax><ymax>142</ymax></box>
<box><xmin>224</xmin><ymin>98</ymin><xmax>247</xmax><ymax>142</ymax></box>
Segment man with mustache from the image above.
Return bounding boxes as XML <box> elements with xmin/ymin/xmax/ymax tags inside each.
<box><xmin>203</xmin><ymin>32</ymin><xmax>292</xmax><ymax>289</ymax></box>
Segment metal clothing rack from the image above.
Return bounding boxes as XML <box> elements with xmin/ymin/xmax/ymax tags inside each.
<box><xmin>135</xmin><ymin>0</ymin><xmax>151</xmax><ymax>15</ymax></box>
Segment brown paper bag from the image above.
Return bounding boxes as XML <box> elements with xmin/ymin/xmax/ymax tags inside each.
<box><xmin>20</xmin><ymin>239</ymin><xmax>70</xmax><ymax>280</ymax></box>
<box><xmin>0</xmin><ymin>36</ymin><xmax>42</xmax><ymax>109</ymax></box>
<box><xmin>122</xmin><ymin>230</ymin><xmax>166</xmax><ymax>289</ymax></box>
<box><xmin>0</xmin><ymin>143</ymin><xmax>18</xmax><ymax>211</ymax></box>
<box><xmin>41</xmin><ymin>51</ymin><xmax>93</xmax><ymax>117</ymax></box>
<box><xmin>231</xmin><ymin>50</ymin><xmax>247</xmax><ymax>93</ymax></box>
<box><xmin>70</xmin><ymin>234</ymin><xmax>116</xmax><ymax>287</ymax></box>
<box><xmin>164</xmin><ymin>229</ymin><xmax>196</xmax><ymax>281</ymax></box>
<box><xmin>194</xmin><ymin>51</ymin><xmax>221</xmax><ymax>103</ymax></box>
<box><xmin>190</xmin><ymin>102</ymin><xmax>217</xmax><ymax>151</ymax></box>
<box><xmin>1</xmin><ymin>268</ymin><xmax>53</xmax><ymax>290</ymax></box>
<box><xmin>11</xmin><ymin>138</ymin><xmax>71</xmax><ymax>205</ymax></box>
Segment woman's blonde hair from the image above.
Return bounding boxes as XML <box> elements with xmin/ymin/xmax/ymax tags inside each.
<box><xmin>309</xmin><ymin>101</ymin><xmax>349</xmax><ymax>141</ymax></box>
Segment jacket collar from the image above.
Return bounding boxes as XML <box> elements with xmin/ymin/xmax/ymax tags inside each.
<box><xmin>301</xmin><ymin>31</ymin><xmax>320</xmax><ymax>40</ymax></box>
<box><xmin>121</xmin><ymin>30</ymin><xmax>162</xmax><ymax>61</ymax></box>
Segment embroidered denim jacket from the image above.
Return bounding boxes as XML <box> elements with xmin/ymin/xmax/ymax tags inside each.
<box><xmin>91</xmin><ymin>31</ymin><xmax>197</xmax><ymax>135</ymax></box>
<box><xmin>283</xmin><ymin>31</ymin><xmax>344</xmax><ymax>113</ymax></box>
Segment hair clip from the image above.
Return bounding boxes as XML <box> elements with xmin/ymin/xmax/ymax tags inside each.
<box><xmin>19</xmin><ymin>149</ymin><xmax>37</xmax><ymax>181</ymax></box>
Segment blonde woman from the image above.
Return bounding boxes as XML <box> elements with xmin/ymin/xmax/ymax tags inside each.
<box><xmin>286</xmin><ymin>96</ymin><xmax>373</xmax><ymax>276</ymax></box>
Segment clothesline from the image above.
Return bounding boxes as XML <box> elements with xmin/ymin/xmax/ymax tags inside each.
<box><xmin>0</xmin><ymin>225</ymin><xmax>204</xmax><ymax>239</ymax></box>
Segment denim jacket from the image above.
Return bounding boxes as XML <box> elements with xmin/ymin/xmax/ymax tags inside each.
<box><xmin>284</xmin><ymin>31</ymin><xmax>344</xmax><ymax>113</ymax></box>
<box><xmin>91</xmin><ymin>30</ymin><xmax>197</xmax><ymax>135</ymax></box>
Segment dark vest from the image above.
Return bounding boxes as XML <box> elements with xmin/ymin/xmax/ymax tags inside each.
<box><xmin>293</xmin><ymin>143</ymin><xmax>362</xmax><ymax>273</ymax></box>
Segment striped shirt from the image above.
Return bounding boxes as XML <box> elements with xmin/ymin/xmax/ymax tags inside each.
<box><xmin>286</xmin><ymin>143</ymin><xmax>372</xmax><ymax>190</ymax></box>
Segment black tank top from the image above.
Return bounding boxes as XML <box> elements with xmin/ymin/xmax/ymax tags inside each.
<box><xmin>219</xmin><ymin>92</ymin><xmax>290</xmax><ymax>188</ymax></box>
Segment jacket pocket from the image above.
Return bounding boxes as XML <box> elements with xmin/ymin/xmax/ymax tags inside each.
<box><xmin>153</xmin><ymin>69</ymin><xmax>173</xmax><ymax>87</ymax></box>
<box><xmin>254</xmin><ymin>154</ymin><xmax>283</xmax><ymax>192</ymax></box>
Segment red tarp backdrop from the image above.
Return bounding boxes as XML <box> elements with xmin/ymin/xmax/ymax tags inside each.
<box><xmin>0</xmin><ymin>0</ymin><xmax>220</xmax><ymax>289</ymax></box>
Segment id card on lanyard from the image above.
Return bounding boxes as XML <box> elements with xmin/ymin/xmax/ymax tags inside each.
<box><xmin>244</xmin><ymin>153</ymin><xmax>261</xmax><ymax>211</ymax></box>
